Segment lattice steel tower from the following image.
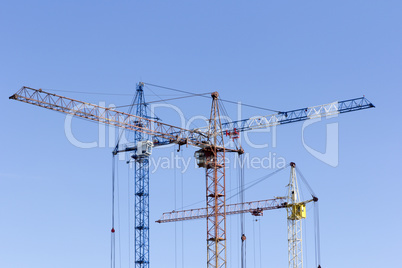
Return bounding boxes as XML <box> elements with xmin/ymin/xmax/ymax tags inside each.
<box><xmin>132</xmin><ymin>82</ymin><xmax>151</xmax><ymax>268</ymax></box>
<box><xmin>287</xmin><ymin>162</ymin><xmax>305</xmax><ymax>268</ymax></box>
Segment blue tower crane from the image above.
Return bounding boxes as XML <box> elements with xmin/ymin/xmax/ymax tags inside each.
<box><xmin>131</xmin><ymin>82</ymin><xmax>151</xmax><ymax>268</ymax></box>
<box><xmin>112</xmin><ymin>82</ymin><xmax>157</xmax><ymax>268</ymax></box>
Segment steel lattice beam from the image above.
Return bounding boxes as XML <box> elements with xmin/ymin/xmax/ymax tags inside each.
<box><xmin>205</xmin><ymin>93</ymin><xmax>227</xmax><ymax>268</ymax></box>
<box><xmin>192</xmin><ymin>96</ymin><xmax>375</xmax><ymax>135</ymax></box>
<box><xmin>156</xmin><ymin>198</ymin><xmax>288</xmax><ymax>223</ymax></box>
<box><xmin>9</xmin><ymin>86</ymin><xmax>209</xmax><ymax>147</ymax></box>
<box><xmin>133</xmin><ymin>84</ymin><xmax>150</xmax><ymax>268</ymax></box>
<box><xmin>287</xmin><ymin>163</ymin><xmax>303</xmax><ymax>268</ymax></box>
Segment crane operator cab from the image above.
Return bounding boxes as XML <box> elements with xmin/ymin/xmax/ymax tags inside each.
<box><xmin>194</xmin><ymin>149</ymin><xmax>206</xmax><ymax>168</ymax></box>
<box><xmin>136</xmin><ymin>140</ymin><xmax>153</xmax><ymax>157</ymax></box>
<box><xmin>194</xmin><ymin>149</ymin><xmax>214</xmax><ymax>168</ymax></box>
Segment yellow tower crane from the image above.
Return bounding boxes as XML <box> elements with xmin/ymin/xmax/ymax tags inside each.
<box><xmin>156</xmin><ymin>162</ymin><xmax>317</xmax><ymax>267</ymax></box>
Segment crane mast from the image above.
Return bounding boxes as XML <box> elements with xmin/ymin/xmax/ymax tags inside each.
<box><xmin>132</xmin><ymin>83</ymin><xmax>151</xmax><ymax>268</ymax></box>
<box><xmin>206</xmin><ymin>92</ymin><xmax>227</xmax><ymax>268</ymax></box>
<box><xmin>287</xmin><ymin>162</ymin><xmax>304</xmax><ymax>268</ymax></box>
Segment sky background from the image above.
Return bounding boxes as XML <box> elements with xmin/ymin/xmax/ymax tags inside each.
<box><xmin>1</xmin><ymin>1</ymin><xmax>401</xmax><ymax>267</ymax></box>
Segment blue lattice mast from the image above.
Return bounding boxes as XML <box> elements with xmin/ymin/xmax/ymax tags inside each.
<box><xmin>131</xmin><ymin>82</ymin><xmax>152</xmax><ymax>268</ymax></box>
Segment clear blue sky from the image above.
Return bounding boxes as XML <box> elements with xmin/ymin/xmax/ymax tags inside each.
<box><xmin>1</xmin><ymin>1</ymin><xmax>401</xmax><ymax>267</ymax></box>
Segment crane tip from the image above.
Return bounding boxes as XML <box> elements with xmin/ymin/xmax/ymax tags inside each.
<box><xmin>211</xmin><ymin>91</ymin><xmax>219</xmax><ymax>99</ymax></box>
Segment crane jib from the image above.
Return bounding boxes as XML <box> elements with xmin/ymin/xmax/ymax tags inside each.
<box><xmin>9</xmin><ymin>86</ymin><xmax>209</xmax><ymax>147</ymax></box>
<box><xmin>10</xmin><ymin>87</ymin><xmax>375</xmax><ymax>145</ymax></box>
<box><xmin>216</xmin><ymin>96</ymin><xmax>374</xmax><ymax>133</ymax></box>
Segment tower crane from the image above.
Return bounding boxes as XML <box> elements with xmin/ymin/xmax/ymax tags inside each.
<box><xmin>10</xmin><ymin>85</ymin><xmax>374</xmax><ymax>268</ymax></box>
<box><xmin>156</xmin><ymin>162</ymin><xmax>316</xmax><ymax>268</ymax></box>
<box><xmin>121</xmin><ymin>83</ymin><xmax>152</xmax><ymax>268</ymax></box>
<box><xmin>287</xmin><ymin>162</ymin><xmax>307</xmax><ymax>268</ymax></box>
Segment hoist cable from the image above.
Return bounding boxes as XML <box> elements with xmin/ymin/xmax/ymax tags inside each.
<box><xmin>127</xmin><ymin>162</ymin><xmax>132</xmax><ymax>268</ymax></box>
<box><xmin>227</xmin><ymin>165</ymin><xmax>287</xmax><ymax>202</ymax></box>
<box><xmin>181</xmin><ymin>150</ymin><xmax>185</xmax><ymax>268</ymax></box>
<box><xmin>304</xmin><ymin>217</ymin><xmax>308</xmax><ymax>268</ymax></box>
<box><xmin>295</xmin><ymin>165</ymin><xmax>321</xmax><ymax>267</ymax></box>
<box><xmin>295</xmin><ymin>166</ymin><xmax>316</xmax><ymax>198</ymax></box>
<box><xmin>44</xmin><ymin>88</ymin><xmax>135</xmax><ymax>96</ymax></box>
<box><xmin>253</xmin><ymin>219</ymin><xmax>256</xmax><ymax>267</ymax></box>
<box><xmin>258</xmin><ymin>218</ymin><xmax>262</xmax><ymax>268</ymax></box>
<box><xmin>218</xmin><ymin>99</ymin><xmax>231</xmax><ymax>125</ymax></box>
<box><xmin>44</xmin><ymin>87</ymin><xmax>185</xmax><ymax>96</ymax></box>
<box><xmin>228</xmin><ymin>153</ymin><xmax>233</xmax><ymax>266</ymax></box>
<box><xmin>137</xmin><ymin>84</ymin><xmax>163</xmax><ymax>122</ymax></box>
<box><xmin>116</xmin><ymin>159</ymin><xmax>122</xmax><ymax>268</ymax></box>
<box><xmin>111</xmin><ymin>155</ymin><xmax>116</xmax><ymax>268</ymax></box>
<box><xmin>144</xmin><ymin>85</ymin><xmax>202</xmax><ymax>129</ymax></box>
<box><xmin>144</xmin><ymin>82</ymin><xmax>208</xmax><ymax>96</ymax></box>
<box><xmin>239</xmin><ymin>154</ymin><xmax>246</xmax><ymax>268</ymax></box>
<box><xmin>144</xmin><ymin>82</ymin><xmax>281</xmax><ymax>113</ymax></box>
<box><xmin>174</xmin><ymin>146</ymin><xmax>178</xmax><ymax>268</ymax></box>
<box><xmin>113</xmin><ymin>88</ymin><xmax>138</xmax><ymax>154</ymax></box>
<box><xmin>178</xmin><ymin>165</ymin><xmax>288</xmax><ymax>211</ymax></box>
<box><xmin>220</xmin><ymin>98</ymin><xmax>280</xmax><ymax>113</ymax></box>
<box><xmin>114</xmin><ymin>92</ymin><xmax>213</xmax><ymax>109</ymax></box>
<box><xmin>314</xmin><ymin>203</ymin><xmax>318</xmax><ymax>267</ymax></box>
<box><xmin>314</xmin><ymin>202</ymin><xmax>322</xmax><ymax>267</ymax></box>
<box><xmin>218</xmin><ymin>98</ymin><xmax>243</xmax><ymax>151</ymax></box>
